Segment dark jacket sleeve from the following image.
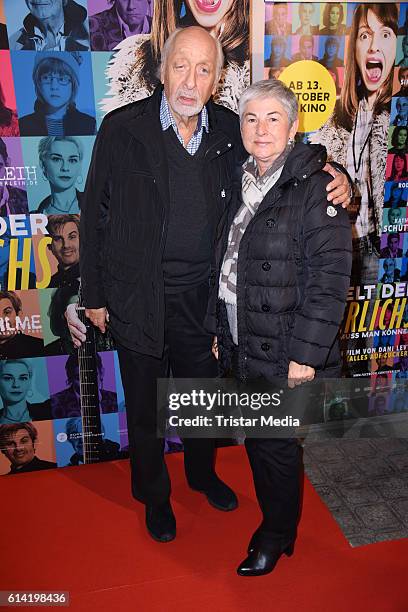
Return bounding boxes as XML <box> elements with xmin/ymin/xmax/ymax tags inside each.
<box><xmin>288</xmin><ymin>172</ymin><xmax>352</xmax><ymax>369</ymax></box>
<box><xmin>79</xmin><ymin>116</ymin><xmax>112</xmax><ymax>308</ymax></box>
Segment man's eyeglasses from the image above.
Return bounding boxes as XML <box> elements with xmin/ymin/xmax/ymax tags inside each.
<box><xmin>40</xmin><ymin>74</ymin><xmax>71</xmax><ymax>86</ymax></box>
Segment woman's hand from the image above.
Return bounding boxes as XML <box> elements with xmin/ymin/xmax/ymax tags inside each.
<box><xmin>212</xmin><ymin>336</ymin><xmax>219</xmax><ymax>360</ymax></box>
<box><xmin>324</xmin><ymin>164</ymin><xmax>352</xmax><ymax>208</ymax></box>
<box><xmin>288</xmin><ymin>361</ymin><xmax>315</xmax><ymax>389</ymax></box>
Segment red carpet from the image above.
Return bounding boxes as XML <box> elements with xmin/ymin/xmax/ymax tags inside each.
<box><xmin>1</xmin><ymin>446</ymin><xmax>407</xmax><ymax>612</ymax></box>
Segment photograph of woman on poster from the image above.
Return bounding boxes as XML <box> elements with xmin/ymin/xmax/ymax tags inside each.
<box><xmin>100</xmin><ymin>0</ymin><xmax>249</xmax><ymax>113</ymax></box>
<box><xmin>310</xmin><ymin>3</ymin><xmax>398</xmax><ymax>286</ymax></box>
<box><xmin>319</xmin><ymin>2</ymin><xmax>346</xmax><ymax>36</ymax></box>
<box><xmin>386</xmin><ymin>152</ymin><xmax>408</xmax><ymax>182</ymax></box>
<box><xmin>18</xmin><ymin>52</ymin><xmax>97</xmax><ymax>137</ymax></box>
<box><xmin>0</xmin><ymin>359</ymin><xmax>51</xmax><ymax>424</ymax></box>
<box><xmin>36</xmin><ymin>136</ymin><xmax>83</xmax><ymax>214</ymax></box>
<box><xmin>389</xmin><ymin>126</ymin><xmax>408</xmax><ymax>154</ymax></box>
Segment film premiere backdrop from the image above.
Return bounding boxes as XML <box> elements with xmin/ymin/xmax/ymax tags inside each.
<box><xmin>0</xmin><ymin>0</ymin><xmax>250</xmax><ymax>474</ymax></box>
<box><xmin>259</xmin><ymin>1</ymin><xmax>408</xmax><ymax>420</ymax></box>
<box><xmin>0</xmin><ymin>0</ymin><xmax>406</xmax><ymax>475</ymax></box>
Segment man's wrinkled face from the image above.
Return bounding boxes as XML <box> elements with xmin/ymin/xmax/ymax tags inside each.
<box><xmin>162</xmin><ymin>28</ymin><xmax>218</xmax><ymax>119</ymax></box>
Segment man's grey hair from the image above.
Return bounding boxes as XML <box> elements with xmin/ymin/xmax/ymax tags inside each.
<box><xmin>159</xmin><ymin>27</ymin><xmax>224</xmax><ymax>87</ymax></box>
<box><xmin>238</xmin><ymin>79</ymin><xmax>298</xmax><ymax>126</ymax></box>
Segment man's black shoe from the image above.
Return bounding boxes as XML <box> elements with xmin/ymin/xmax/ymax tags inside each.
<box><xmin>145</xmin><ymin>502</ymin><xmax>176</xmax><ymax>543</ymax></box>
<box><xmin>237</xmin><ymin>542</ymin><xmax>294</xmax><ymax>577</ymax></box>
<box><xmin>190</xmin><ymin>477</ymin><xmax>238</xmax><ymax>511</ymax></box>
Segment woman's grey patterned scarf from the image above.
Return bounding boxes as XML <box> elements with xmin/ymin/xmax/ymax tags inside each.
<box><xmin>219</xmin><ymin>143</ymin><xmax>293</xmax><ymax>306</ymax></box>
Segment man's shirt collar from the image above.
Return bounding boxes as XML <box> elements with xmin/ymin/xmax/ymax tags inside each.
<box><xmin>160</xmin><ymin>90</ymin><xmax>209</xmax><ymax>149</ymax></box>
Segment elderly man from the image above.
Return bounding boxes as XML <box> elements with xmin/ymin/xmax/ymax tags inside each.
<box><xmin>70</xmin><ymin>26</ymin><xmax>350</xmax><ymax>544</ymax></box>
<box><xmin>90</xmin><ymin>0</ymin><xmax>152</xmax><ymax>51</ymax></box>
<box><xmin>9</xmin><ymin>0</ymin><xmax>89</xmax><ymax>51</ymax></box>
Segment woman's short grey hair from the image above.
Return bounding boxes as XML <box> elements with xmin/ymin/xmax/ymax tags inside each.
<box><xmin>38</xmin><ymin>136</ymin><xmax>84</xmax><ymax>166</ymax></box>
<box><xmin>238</xmin><ymin>79</ymin><xmax>298</xmax><ymax>126</ymax></box>
<box><xmin>159</xmin><ymin>27</ymin><xmax>224</xmax><ymax>87</ymax></box>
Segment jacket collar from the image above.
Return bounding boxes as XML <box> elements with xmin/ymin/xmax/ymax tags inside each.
<box><xmin>275</xmin><ymin>142</ymin><xmax>327</xmax><ymax>187</ymax></box>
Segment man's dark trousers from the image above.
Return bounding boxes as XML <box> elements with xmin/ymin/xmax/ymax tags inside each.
<box><xmin>117</xmin><ymin>281</ymin><xmax>217</xmax><ymax>506</ymax></box>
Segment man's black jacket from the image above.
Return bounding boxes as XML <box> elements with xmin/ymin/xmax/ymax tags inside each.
<box><xmin>80</xmin><ymin>85</ymin><xmax>244</xmax><ymax>356</ymax></box>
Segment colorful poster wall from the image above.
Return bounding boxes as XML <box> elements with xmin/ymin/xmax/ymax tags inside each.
<box><xmin>259</xmin><ymin>1</ymin><xmax>408</xmax><ymax>419</ymax></box>
<box><xmin>0</xmin><ymin>0</ymin><xmax>250</xmax><ymax>475</ymax></box>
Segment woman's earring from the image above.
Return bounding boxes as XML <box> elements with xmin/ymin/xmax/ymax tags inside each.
<box><xmin>42</xmin><ymin>172</ymin><xmax>48</xmax><ymax>181</ymax></box>
<box><xmin>180</xmin><ymin>1</ymin><xmax>186</xmax><ymax>17</ymax></box>
<box><xmin>27</xmin><ymin>389</ymin><xmax>34</xmax><ymax>398</ymax></box>
<box><xmin>288</xmin><ymin>137</ymin><xmax>294</xmax><ymax>145</ymax></box>
<box><xmin>76</xmin><ymin>175</ymin><xmax>83</xmax><ymax>185</ymax></box>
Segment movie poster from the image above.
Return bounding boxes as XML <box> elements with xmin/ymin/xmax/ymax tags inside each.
<box><xmin>258</xmin><ymin>1</ymin><xmax>408</xmax><ymax>416</ymax></box>
<box><xmin>0</xmin><ymin>0</ymin><xmax>251</xmax><ymax>474</ymax></box>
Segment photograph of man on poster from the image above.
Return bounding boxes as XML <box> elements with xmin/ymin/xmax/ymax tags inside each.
<box><xmin>8</xmin><ymin>0</ymin><xmax>90</xmax><ymax>51</ymax></box>
<box><xmin>50</xmin><ymin>353</ymin><xmax>117</xmax><ymax>419</ymax></box>
<box><xmin>265</xmin><ymin>1</ymin><xmax>291</xmax><ymax>35</ymax></box>
<box><xmin>292</xmin><ymin>35</ymin><xmax>317</xmax><ymax>62</ymax></box>
<box><xmin>0</xmin><ymin>422</ymin><xmax>56</xmax><ymax>474</ymax></box>
<box><xmin>47</xmin><ymin>215</ymin><xmax>80</xmax><ymax>288</ymax></box>
<box><xmin>89</xmin><ymin>0</ymin><xmax>154</xmax><ymax>51</ymax></box>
